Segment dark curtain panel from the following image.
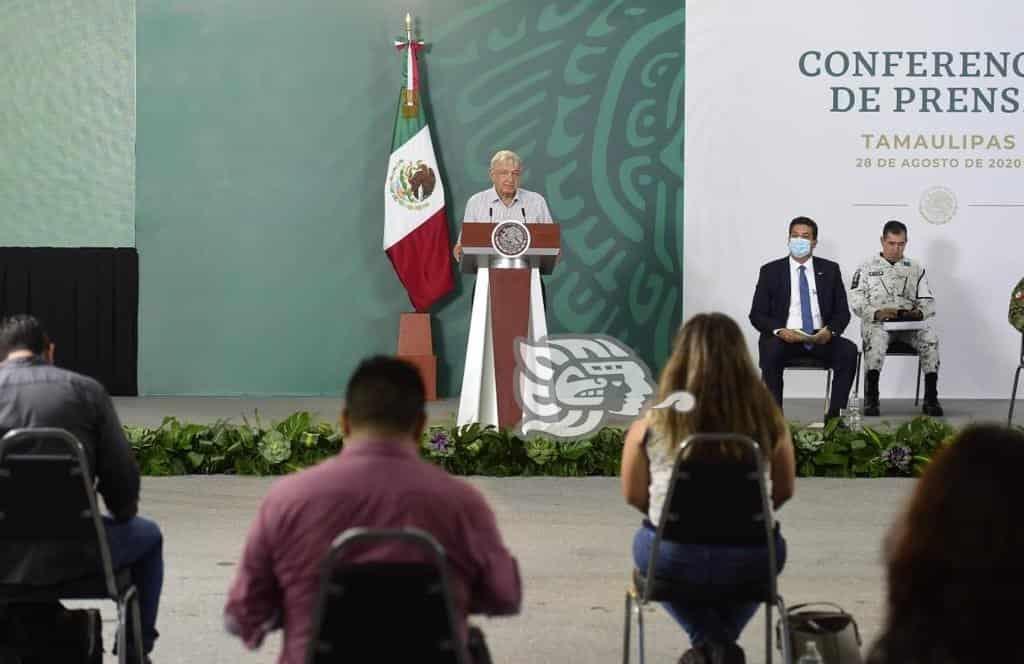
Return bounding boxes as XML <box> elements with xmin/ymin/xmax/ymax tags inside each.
<box><xmin>0</xmin><ymin>248</ymin><xmax>138</xmax><ymax>396</ymax></box>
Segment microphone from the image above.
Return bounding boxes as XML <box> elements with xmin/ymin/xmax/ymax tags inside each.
<box><xmin>489</xmin><ymin>207</ymin><xmax>493</xmax><ymax>222</ymax></box>
<box><xmin>521</xmin><ymin>207</ymin><xmax>527</xmax><ymax>222</ymax></box>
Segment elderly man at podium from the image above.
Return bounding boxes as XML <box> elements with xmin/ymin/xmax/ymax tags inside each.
<box><xmin>453</xmin><ymin>150</ymin><xmax>553</xmax><ymax>261</ymax></box>
<box><xmin>454</xmin><ymin>150</ymin><xmax>560</xmax><ymax>431</ymax></box>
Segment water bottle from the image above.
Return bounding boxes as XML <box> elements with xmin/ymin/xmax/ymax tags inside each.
<box><xmin>797</xmin><ymin>641</ymin><xmax>824</xmax><ymax>664</ymax></box>
<box><xmin>846</xmin><ymin>395</ymin><xmax>862</xmax><ymax>431</ymax></box>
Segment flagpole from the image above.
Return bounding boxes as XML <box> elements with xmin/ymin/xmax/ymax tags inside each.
<box><xmin>388</xmin><ymin>12</ymin><xmax>446</xmax><ymax>400</ymax></box>
<box><xmin>404</xmin><ymin>13</ymin><xmax>414</xmax><ymax>107</ymax></box>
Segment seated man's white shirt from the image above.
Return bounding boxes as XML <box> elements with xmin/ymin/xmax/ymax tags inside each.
<box><xmin>785</xmin><ymin>256</ymin><xmax>823</xmax><ymax>330</ymax></box>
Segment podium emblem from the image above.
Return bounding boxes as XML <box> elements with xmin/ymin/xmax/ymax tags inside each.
<box><xmin>491</xmin><ymin>220</ymin><xmax>531</xmax><ymax>258</ymax></box>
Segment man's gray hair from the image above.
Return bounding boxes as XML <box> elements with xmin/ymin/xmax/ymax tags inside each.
<box><xmin>490</xmin><ymin>150</ymin><xmax>522</xmax><ymax>170</ymax></box>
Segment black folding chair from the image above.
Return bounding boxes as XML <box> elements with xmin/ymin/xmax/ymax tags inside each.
<box><xmin>305</xmin><ymin>527</ymin><xmax>479</xmax><ymax>664</ymax></box>
<box><xmin>870</xmin><ymin>340</ymin><xmax>923</xmax><ymax>406</ymax></box>
<box><xmin>622</xmin><ymin>433</ymin><xmax>791</xmax><ymax>664</ymax></box>
<box><xmin>1009</xmin><ymin>333</ymin><xmax>1024</xmax><ymax>426</ymax></box>
<box><xmin>783</xmin><ymin>356</ymin><xmax>833</xmax><ymax>416</ymax></box>
<box><xmin>0</xmin><ymin>428</ymin><xmax>143</xmax><ymax>663</ymax></box>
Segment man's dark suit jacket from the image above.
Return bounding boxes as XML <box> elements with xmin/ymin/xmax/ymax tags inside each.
<box><xmin>749</xmin><ymin>256</ymin><xmax>851</xmax><ymax>338</ymax></box>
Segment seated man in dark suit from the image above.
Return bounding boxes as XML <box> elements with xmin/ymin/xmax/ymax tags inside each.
<box><xmin>749</xmin><ymin>217</ymin><xmax>858</xmax><ymax>421</ymax></box>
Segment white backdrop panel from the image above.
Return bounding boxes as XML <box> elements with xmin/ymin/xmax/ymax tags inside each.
<box><xmin>685</xmin><ymin>0</ymin><xmax>1024</xmax><ymax>399</ymax></box>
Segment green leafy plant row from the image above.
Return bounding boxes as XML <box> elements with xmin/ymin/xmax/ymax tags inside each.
<box><xmin>125</xmin><ymin>411</ymin><xmax>967</xmax><ymax>478</ymax></box>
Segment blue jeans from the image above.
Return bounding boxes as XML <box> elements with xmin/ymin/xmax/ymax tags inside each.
<box><xmin>632</xmin><ymin>523</ymin><xmax>786</xmax><ymax>647</ymax></box>
<box><xmin>105</xmin><ymin>516</ymin><xmax>163</xmax><ymax>654</ymax></box>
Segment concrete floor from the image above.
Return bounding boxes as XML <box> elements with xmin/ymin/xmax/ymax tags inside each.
<box><xmin>79</xmin><ymin>475</ymin><xmax>913</xmax><ymax>663</ymax></box>
<box><xmin>88</xmin><ymin>395</ymin><xmax>1008</xmax><ymax>662</ymax></box>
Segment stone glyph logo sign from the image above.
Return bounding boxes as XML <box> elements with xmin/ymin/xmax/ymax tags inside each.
<box><xmin>514</xmin><ymin>334</ymin><xmax>693</xmax><ymax>438</ymax></box>
<box><xmin>388</xmin><ymin>160</ymin><xmax>437</xmax><ymax>210</ymax></box>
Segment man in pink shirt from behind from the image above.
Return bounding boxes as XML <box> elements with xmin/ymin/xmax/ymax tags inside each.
<box><xmin>224</xmin><ymin>356</ymin><xmax>522</xmax><ymax>664</ymax></box>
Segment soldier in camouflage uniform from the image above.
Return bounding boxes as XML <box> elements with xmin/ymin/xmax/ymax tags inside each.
<box><xmin>1011</xmin><ymin>277</ymin><xmax>1024</xmax><ymax>333</ymax></box>
<box><xmin>849</xmin><ymin>221</ymin><xmax>943</xmax><ymax>416</ymax></box>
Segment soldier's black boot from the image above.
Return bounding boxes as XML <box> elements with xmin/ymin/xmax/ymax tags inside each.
<box><xmin>922</xmin><ymin>372</ymin><xmax>944</xmax><ymax>416</ymax></box>
<box><xmin>864</xmin><ymin>370</ymin><xmax>880</xmax><ymax>416</ymax></box>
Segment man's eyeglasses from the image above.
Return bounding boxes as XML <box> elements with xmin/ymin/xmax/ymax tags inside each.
<box><xmin>492</xmin><ymin>169</ymin><xmax>521</xmax><ymax>178</ymax></box>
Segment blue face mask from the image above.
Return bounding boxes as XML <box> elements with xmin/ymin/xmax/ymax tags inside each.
<box><xmin>789</xmin><ymin>237</ymin><xmax>812</xmax><ymax>258</ymax></box>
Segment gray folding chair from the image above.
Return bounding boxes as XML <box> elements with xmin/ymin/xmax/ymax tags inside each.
<box><xmin>1009</xmin><ymin>333</ymin><xmax>1024</xmax><ymax>426</ymax></box>
<box><xmin>0</xmin><ymin>427</ymin><xmax>143</xmax><ymax>663</ymax></box>
<box><xmin>306</xmin><ymin>527</ymin><xmax>481</xmax><ymax>664</ymax></box>
<box><xmin>622</xmin><ymin>433</ymin><xmax>791</xmax><ymax>664</ymax></box>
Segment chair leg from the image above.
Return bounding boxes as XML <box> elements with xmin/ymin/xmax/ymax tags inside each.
<box><xmin>622</xmin><ymin>592</ymin><xmax>632</xmax><ymax>664</ymax></box>
<box><xmin>824</xmin><ymin>370</ymin><xmax>832</xmax><ymax>416</ymax></box>
<box><xmin>117</xmin><ymin>599</ymin><xmax>128</xmax><ymax>664</ymax></box>
<box><xmin>1010</xmin><ymin>364</ymin><xmax>1024</xmax><ymax>426</ymax></box>
<box><xmin>636</xmin><ymin>597</ymin><xmax>646</xmax><ymax>664</ymax></box>
<box><xmin>854</xmin><ymin>351</ymin><xmax>861</xmax><ymax>398</ymax></box>
<box><xmin>915</xmin><ymin>358</ymin><xmax>922</xmax><ymax>406</ymax></box>
<box><xmin>776</xmin><ymin>595</ymin><xmax>791</xmax><ymax>664</ymax></box>
<box><xmin>764</xmin><ymin>599</ymin><xmax>773</xmax><ymax>664</ymax></box>
<box><xmin>131</xmin><ymin>592</ymin><xmax>145</xmax><ymax>663</ymax></box>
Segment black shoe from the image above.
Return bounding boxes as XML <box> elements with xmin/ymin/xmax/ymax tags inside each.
<box><xmin>864</xmin><ymin>369</ymin><xmax>880</xmax><ymax>416</ymax></box>
<box><xmin>679</xmin><ymin>646</ymin><xmax>709</xmax><ymax>664</ymax></box>
<box><xmin>922</xmin><ymin>372</ymin><xmax>944</xmax><ymax>417</ymax></box>
<box><xmin>705</xmin><ymin>641</ymin><xmax>746</xmax><ymax>664</ymax></box>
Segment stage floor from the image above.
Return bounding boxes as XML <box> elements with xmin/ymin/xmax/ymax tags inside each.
<box><xmin>113</xmin><ymin>396</ymin><xmax>1017</xmax><ymax>429</ymax></box>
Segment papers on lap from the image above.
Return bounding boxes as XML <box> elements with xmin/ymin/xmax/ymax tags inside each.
<box><xmin>883</xmin><ymin>321</ymin><xmax>927</xmax><ymax>331</ymax></box>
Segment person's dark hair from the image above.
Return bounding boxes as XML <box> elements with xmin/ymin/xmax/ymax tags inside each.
<box><xmin>882</xmin><ymin>220</ymin><xmax>908</xmax><ymax>239</ymax></box>
<box><xmin>789</xmin><ymin>216</ymin><xmax>818</xmax><ymax>240</ymax></box>
<box><xmin>0</xmin><ymin>314</ymin><xmax>49</xmax><ymax>357</ymax></box>
<box><xmin>867</xmin><ymin>424</ymin><xmax>1024</xmax><ymax>664</ymax></box>
<box><xmin>344</xmin><ymin>356</ymin><xmax>426</xmax><ymax>434</ymax></box>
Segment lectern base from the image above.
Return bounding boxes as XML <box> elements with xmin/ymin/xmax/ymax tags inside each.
<box><xmin>457</xmin><ymin>267</ymin><xmax>548</xmax><ymax>428</ymax></box>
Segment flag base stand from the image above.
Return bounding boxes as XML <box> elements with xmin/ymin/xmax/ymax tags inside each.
<box><xmin>398</xmin><ymin>312</ymin><xmax>437</xmax><ymax>401</ymax></box>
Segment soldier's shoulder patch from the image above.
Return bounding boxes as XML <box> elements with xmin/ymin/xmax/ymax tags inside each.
<box><xmin>1015</xmin><ymin>289</ymin><xmax>1024</xmax><ymax>300</ymax></box>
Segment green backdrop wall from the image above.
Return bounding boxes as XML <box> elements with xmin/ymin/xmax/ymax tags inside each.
<box><xmin>137</xmin><ymin>0</ymin><xmax>682</xmax><ymax>396</ymax></box>
<box><xmin>1</xmin><ymin>0</ymin><xmax>135</xmax><ymax>248</ymax></box>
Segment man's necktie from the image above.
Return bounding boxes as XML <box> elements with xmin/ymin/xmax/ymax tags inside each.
<box><xmin>799</xmin><ymin>265</ymin><xmax>814</xmax><ymax>350</ymax></box>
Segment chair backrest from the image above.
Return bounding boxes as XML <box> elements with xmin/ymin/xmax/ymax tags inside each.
<box><xmin>0</xmin><ymin>428</ymin><xmax>116</xmax><ymax>595</ymax></box>
<box><xmin>305</xmin><ymin>527</ymin><xmax>469</xmax><ymax>664</ymax></box>
<box><xmin>644</xmin><ymin>434</ymin><xmax>777</xmax><ymax>593</ymax></box>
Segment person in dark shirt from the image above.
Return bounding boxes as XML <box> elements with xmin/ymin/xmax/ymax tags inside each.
<box><xmin>0</xmin><ymin>314</ymin><xmax>162</xmax><ymax>663</ymax></box>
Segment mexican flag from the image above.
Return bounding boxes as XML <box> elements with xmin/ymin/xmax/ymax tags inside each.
<box><xmin>383</xmin><ymin>38</ymin><xmax>453</xmax><ymax>312</ymax></box>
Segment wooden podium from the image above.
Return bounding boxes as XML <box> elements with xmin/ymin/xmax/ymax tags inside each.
<box><xmin>457</xmin><ymin>222</ymin><xmax>560</xmax><ymax>429</ymax></box>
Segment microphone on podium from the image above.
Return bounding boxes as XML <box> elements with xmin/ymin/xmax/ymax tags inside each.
<box><xmin>521</xmin><ymin>207</ymin><xmax>526</xmax><ymax>222</ymax></box>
